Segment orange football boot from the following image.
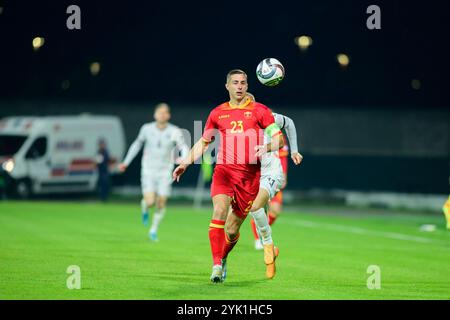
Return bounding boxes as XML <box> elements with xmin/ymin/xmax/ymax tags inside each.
<box><xmin>264</xmin><ymin>243</ymin><xmax>279</xmax><ymax>279</ymax></box>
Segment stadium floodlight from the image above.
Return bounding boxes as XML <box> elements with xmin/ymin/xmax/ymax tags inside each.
<box><xmin>90</xmin><ymin>62</ymin><xmax>101</xmax><ymax>76</ymax></box>
<box><xmin>295</xmin><ymin>35</ymin><xmax>313</xmax><ymax>51</ymax></box>
<box><xmin>32</xmin><ymin>37</ymin><xmax>45</xmax><ymax>51</ymax></box>
<box><xmin>337</xmin><ymin>53</ymin><xmax>350</xmax><ymax>67</ymax></box>
<box><xmin>411</xmin><ymin>79</ymin><xmax>421</xmax><ymax>90</ymax></box>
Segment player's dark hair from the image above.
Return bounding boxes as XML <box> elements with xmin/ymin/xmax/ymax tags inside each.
<box><xmin>226</xmin><ymin>69</ymin><xmax>247</xmax><ymax>82</ymax></box>
<box><xmin>154</xmin><ymin>103</ymin><xmax>170</xmax><ymax>113</ymax></box>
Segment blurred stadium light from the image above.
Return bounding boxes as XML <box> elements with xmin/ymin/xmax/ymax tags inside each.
<box><xmin>90</xmin><ymin>62</ymin><xmax>101</xmax><ymax>76</ymax></box>
<box><xmin>411</xmin><ymin>79</ymin><xmax>421</xmax><ymax>90</ymax></box>
<box><xmin>337</xmin><ymin>53</ymin><xmax>350</xmax><ymax>67</ymax></box>
<box><xmin>32</xmin><ymin>37</ymin><xmax>45</xmax><ymax>51</ymax></box>
<box><xmin>295</xmin><ymin>35</ymin><xmax>313</xmax><ymax>51</ymax></box>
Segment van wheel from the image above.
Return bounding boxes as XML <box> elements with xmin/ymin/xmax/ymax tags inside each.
<box><xmin>15</xmin><ymin>179</ymin><xmax>32</xmax><ymax>199</ymax></box>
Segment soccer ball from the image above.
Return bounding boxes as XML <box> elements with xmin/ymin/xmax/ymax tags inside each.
<box><xmin>256</xmin><ymin>58</ymin><xmax>285</xmax><ymax>86</ymax></box>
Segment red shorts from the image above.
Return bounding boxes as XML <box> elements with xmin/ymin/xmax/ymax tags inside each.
<box><xmin>270</xmin><ymin>190</ymin><xmax>283</xmax><ymax>206</ymax></box>
<box><xmin>211</xmin><ymin>165</ymin><xmax>260</xmax><ymax>219</ymax></box>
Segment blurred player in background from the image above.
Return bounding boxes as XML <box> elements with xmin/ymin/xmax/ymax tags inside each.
<box><xmin>96</xmin><ymin>139</ymin><xmax>111</xmax><ymax>202</ymax></box>
<box><xmin>118</xmin><ymin>103</ymin><xmax>189</xmax><ymax>241</ymax></box>
<box><xmin>172</xmin><ymin>70</ymin><xmax>284</xmax><ymax>282</ymax></box>
<box><xmin>243</xmin><ymin>93</ymin><xmax>303</xmax><ymax>251</ymax></box>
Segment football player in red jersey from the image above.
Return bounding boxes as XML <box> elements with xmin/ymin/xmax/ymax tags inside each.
<box><xmin>172</xmin><ymin>69</ymin><xmax>284</xmax><ymax>282</ymax></box>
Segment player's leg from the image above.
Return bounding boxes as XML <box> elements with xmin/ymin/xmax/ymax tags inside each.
<box><xmin>141</xmin><ymin>173</ymin><xmax>156</xmax><ymax>226</ymax></box>
<box><xmin>209</xmin><ymin>194</ymin><xmax>231</xmax><ymax>283</ymax></box>
<box><xmin>249</xmin><ymin>188</ymin><xmax>272</xmax><ymax>249</ymax></box>
<box><xmin>220</xmin><ymin>173</ymin><xmax>262</xmax><ymax>281</ymax></box>
<box><xmin>250</xmin><ymin>218</ymin><xmax>262</xmax><ymax>248</ymax></box>
<box><xmin>250</xmin><ymin>177</ymin><xmax>282</xmax><ymax>279</ymax></box>
<box><xmin>220</xmin><ymin>208</ymin><xmax>246</xmax><ymax>282</ymax></box>
<box><xmin>148</xmin><ymin>173</ymin><xmax>172</xmax><ymax>241</ymax></box>
<box><xmin>250</xmin><ymin>175</ymin><xmax>281</xmax><ymax>250</ymax></box>
<box><xmin>223</xmin><ymin>209</ymin><xmax>245</xmax><ymax>259</ymax></box>
<box><xmin>149</xmin><ymin>195</ymin><xmax>167</xmax><ymax>241</ymax></box>
<box><xmin>268</xmin><ymin>192</ymin><xmax>283</xmax><ymax>226</ymax></box>
<box><xmin>249</xmin><ymin>177</ymin><xmax>278</xmax><ymax>249</ymax></box>
<box><xmin>141</xmin><ymin>192</ymin><xmax>156</xmax><ymax>226</ymax></box>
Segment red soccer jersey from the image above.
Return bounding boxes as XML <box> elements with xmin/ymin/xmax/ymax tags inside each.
<box><xmin>202</xmin><ymin>100</ymin><xmax>279</xmax><ymax>173</ymax></box>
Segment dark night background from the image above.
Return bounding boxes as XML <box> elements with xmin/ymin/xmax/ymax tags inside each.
<box><xmin>1</xmin><ymin>0</ymin><xmax>449</xmax><ymax>107</ymax></box>
<box><xmin>0</xmin><ymin>0</ymin><xmax>449</xmax><ymax>194</ymax></box>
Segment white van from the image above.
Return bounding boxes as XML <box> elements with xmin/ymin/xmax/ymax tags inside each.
<box><xmin>0</xmin><ymin>115</ymin><xmax>126</xmax><ymax>198</ymax></box>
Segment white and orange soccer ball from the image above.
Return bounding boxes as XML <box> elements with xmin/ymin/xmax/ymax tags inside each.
<box><xmin>256</xmin><ymin>58</ymin><xmax>285</xmax><ymax>86</ymax></box>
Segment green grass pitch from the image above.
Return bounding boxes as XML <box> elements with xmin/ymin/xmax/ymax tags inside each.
<box><xmin>0</xmin><ymin>201</ymin><xmax>449</xmax><ymax>299</ymax></box>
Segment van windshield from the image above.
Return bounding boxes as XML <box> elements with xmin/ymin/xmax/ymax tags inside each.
<box><xmin>0</xmin><ymin>135</ymin><xmax>28</xmax><ymax>156</ymax></box>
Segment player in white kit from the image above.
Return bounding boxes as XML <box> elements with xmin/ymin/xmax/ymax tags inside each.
<box><xmin>118</xmin><ymin>103</ymin><xmax>189</xmax><ymax>241</ymax></box>
<box><xmin>252</xmin><ymin>112</ymin><xmax>301</xmax><ymax>250</ymax></box>
<box><xmin>237</xmin><ymin>93</ymin><xmax>303</xmax><ymax>260</ymax></box>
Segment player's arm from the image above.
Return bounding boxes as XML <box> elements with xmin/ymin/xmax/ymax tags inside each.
<box><xmin>118</xmin><ymin>125</ymin><xmax>146</xmax><ymax>172</ymax></box>
<box><xmin>274</xmin><ymin>113</ymin><xmax>303</xmax><ymax>165</ymax></box>
<box><xmin>172</xmin><ymin>138</ymin><xmax>210</xmax><ymax>182</ymax></box>
<box><xmin>255</xmin><ymin>123</ymin><xmax>284</xmax><ymax>157</ymax></box>
<box><xmin>280</xmin><ymin>150</ymin><xmax>289</xmax><ymax>189</ymax></box>
<box><xmin>173</xmin><ymin>128</ymin><xmax>190</xmax><ymax>164</ymax></box>
<box><xmin>255</xmin><ymin>106</ymin><xmax>285</xmax><ymax>157</ymax></box>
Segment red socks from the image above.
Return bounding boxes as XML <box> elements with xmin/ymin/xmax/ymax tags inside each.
<box><xmin>250</xmin><ymin>218</ymin><xmax>259</xmax><ymax>240</ymax></box>
<box><xmin>268</xmin><ymin>211</ymin><xmax>277</xmax><ymax>225</ymax></box>
<box><xmin>209</xmin><ymin>219</ymin><xmax>225</xmax><ymax>266</ymax></box>
<box><xmin>209</xmin><ymin>219</ymin><xmax>242</xmax><ymax>264</ymax></box>
<box><xmin>223</xmin><ymin>232</ymin><xmax>240</xmax><ymax>260</ymax></box>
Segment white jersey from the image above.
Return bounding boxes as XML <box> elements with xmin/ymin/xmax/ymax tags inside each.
<box><xmin>122</xmin><ymin>122</ymin><xmax>189</xmax><ymax>175</ymax></box>
<box><xmin>260</xmin><ymin>113</ymin><xmax>299</xmax><ymax>178</ymax></box>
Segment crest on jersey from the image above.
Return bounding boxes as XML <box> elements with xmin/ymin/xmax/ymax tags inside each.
<box><xmin>244</xmin><ymin>111</ymin><xmax>252</xmax><ymax>119</ymax></box>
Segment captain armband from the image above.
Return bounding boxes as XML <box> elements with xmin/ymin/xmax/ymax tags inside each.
<box><xmin>264</xmin><ymin>123</ymin><xmax>282</xmax><ymax>137</ymax></box>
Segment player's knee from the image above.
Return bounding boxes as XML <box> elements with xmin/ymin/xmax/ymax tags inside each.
<box><xmin>269</xmin><ymin>204</ymin><xmax>282</xmax><ymax>216</ymax></box>
<box><xmin>225</xmin><ymin>223</ymin><xmax>239</xmax><ymax>239</ymax></box>
<box><xmin>157</xmin><ymin>198</ymin><xmax>166</xmax><ymax>209</ymax></box>
<box><xmin>250</xmin><ymin>191</ymin><xmax>269</xmax><ymax>212</ymax></box>
<box><xmin>250</xmin><ymin>203</ymin><xmax>263</xmax><ymax>212</ymax></box>
<box><xmin>212</xmin><ymin>205</ymin><xmax>228</xmax><ymax>219</ymax></box>
<box><xmin>145</xmin><ymin>198</ymin><xmax>155</xmax><ymax>208</ymax></box>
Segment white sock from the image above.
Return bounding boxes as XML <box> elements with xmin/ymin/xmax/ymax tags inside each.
<box><xmin>141</xmin><ymin>198</ymin><xmax>148</xmax><ymax>214</ymax></box>
<box><xmin>150</xmin><ymin>207</ymin><xmax>166</xmax><ymax>233</ymax></box>
<box><xmin>250</xmin><ymin>208</ymin><xmax>273</xmax><ymax>245</ymax></box>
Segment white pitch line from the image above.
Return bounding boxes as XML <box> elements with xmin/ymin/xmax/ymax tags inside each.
<box><xmin>284</xmin><ymin>219</ymin><xmax>434</xmax><ymax>244</ymax></box>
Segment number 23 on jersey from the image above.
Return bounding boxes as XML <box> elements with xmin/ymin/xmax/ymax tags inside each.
<box><xmin>230</xmin><ymin>120</ymin><xmax>244</xmax><ymax>133</ymax></box>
